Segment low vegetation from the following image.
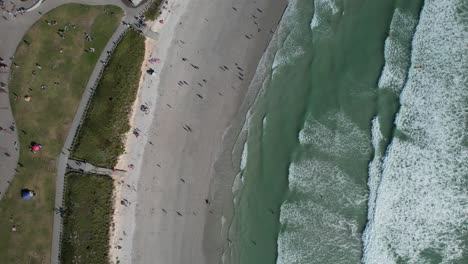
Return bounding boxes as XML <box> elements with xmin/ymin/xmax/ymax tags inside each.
<box><xmin>60</xmin><ymin>173</ymin><xmax>114</xmax><ymax>264</ymax></box>
<box><xmin>144</xmin><ymin>0</ymin><xmax>163</xmax><ymax>21</ymax></box>
<box><xmin>72</xmin><ymin>29</ymin><xmax>145</xmax><ymax>168</ymax></box>
<box><xmin>0</xmin><ymin>4</ymin><xmax>122</xmax><ymax>263</ymax></box>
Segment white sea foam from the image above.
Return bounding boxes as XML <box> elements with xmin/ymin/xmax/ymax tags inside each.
<box><xmin>278</xmin><ymin>111</ymin><xmax>370</xmax><ymax>264</ymax></box>
<box><xmin>377</xmin><ymin>8</ymin><xmax>418</xmax><ymax>93</ymax></box>
<box><xmin>271</xmin><ymin>0</ymin><xmax>306</xmax><ymax>70</ymax></box>
<box><xmin>363</xmin><ymin>7</ymin><xmax>420</xmax><ymax>255</ymax></box>
<box><xmin>288</xmin><ymin>159</ymin><xmax>368</xmax><ymax>209</ymax></box>
<box><xmin>366</xmin><ymin>117</ymin><xmax>384</xmax><ymax>216</ymax></box>
<box><xmin>299</xmin><ymin>111</ymin><xmax>371</xmax><ymax>158</ymax></box>
<box><xmin>361</xmin><ymin>117</ymin><xmax>385</xmax><ymax>255</ymax></box>
<box><xmin>277</xmin><ymin>200</ymin><xmax>362</xmax><ymax>264</ymax></box>
<box><xmin>240</xmin><ymin>140</ymin><xmax>248</xmax><ymax>171</ymax></box>
<box><xmin>272</xmin><ymin>42</ymin><xmax>305</xmax><ymax>70</ymax></box>
<box><xmin>310</xmin><ymin>0</ymin><xmax>341</xmax><ymax>34</ymax></box>
<box><xmin>262</xmin><ymin>114</ymin><xmax>268</xmax><ymax>130</ymax></box>
<box><xmin>277</xmin><ymin>156</ymin><xmax>368</xmax><ymax>264</ymax></box>
<box><xmin>231</xmin><ymin>171</ymin><xmax>242</xmax><ymax>194</ymax></box>
<box><xmin>363</xmin><ymin>0</ymin><xmax>468</xmax><ymax>263</ymax></box>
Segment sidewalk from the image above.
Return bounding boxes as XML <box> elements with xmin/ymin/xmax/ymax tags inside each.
<box><xmin>66</xmin><ymin>158</ymin><xmax>119</xmax><ymax>176</ymax></box>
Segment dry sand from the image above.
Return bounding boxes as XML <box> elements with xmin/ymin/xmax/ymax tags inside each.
<box><xmin>109</xmin><ymin>0</ymin><xmax>288</xmax><ymax>263</ymax></box>
<box><xmin>109</xmin><ymin>37</ymin><xmax>155</xmax><ymax>264</ymax></box>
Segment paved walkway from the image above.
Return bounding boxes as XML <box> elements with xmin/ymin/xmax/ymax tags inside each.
<box><xmin>0</xmin><ymin>0</ymin><xmax>153</xmax><ymax>263</ymax></box>
<box><xmin>66</xmin><ymin>158</ymin><xmax>125</xmax><ymax>176</ymax></box>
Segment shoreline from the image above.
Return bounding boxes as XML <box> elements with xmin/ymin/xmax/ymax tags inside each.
<box><xmin>110</xmin><ymin>0</ymin><xmax>288</xmax><ymax>262</ymax></box>
<box><xmin>206</xmin><ymin>5</ymin><xmax>288</xmax><ymax>261</ymax></box>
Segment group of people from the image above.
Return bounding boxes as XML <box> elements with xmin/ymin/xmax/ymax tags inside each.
<box><xmin>134</xmin><ymin>15</ymin><xmax>147</xmax><ymax>29</ymax></box>
<box><xmin>1</xmin><ymin>0</ymin><xmax>27</xmax><ymax>20</ymax></box>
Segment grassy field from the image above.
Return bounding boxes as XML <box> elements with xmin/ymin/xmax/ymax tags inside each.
<box><xmin>72</xmin><ymin>29</ymin><xmax>145</xmax><ymax>168</ymax></box>
<box><xmin>60</xmin><ymin>173</ymin><xmax>113</xmax><ymax>264</ymax></box>
<box><xmin>0</xmin><ymin>4</ymin><xmax>123</xmax><ymax>263</ymax></box>
<box><xmin>144</xmin><ymin>0</ymin><xmax>163</xmax><ymax>21</ymax></box>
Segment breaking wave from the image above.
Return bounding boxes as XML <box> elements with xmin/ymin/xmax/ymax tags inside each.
<box><xmin>362</xmin><ymin>0</ymin><xmax>468</xmax><ymax>263</ymax></box>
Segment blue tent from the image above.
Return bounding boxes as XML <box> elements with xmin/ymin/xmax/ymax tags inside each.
<box><xmin>21</xmin><ymin>189</ymin><xmax>35</xmax><ymax>200</ymax></box>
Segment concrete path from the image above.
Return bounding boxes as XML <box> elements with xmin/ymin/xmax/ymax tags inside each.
<box><xmin>66</xmin><ymin>158</ymin><xmax>122</xmax><ymax>176</ymax></box>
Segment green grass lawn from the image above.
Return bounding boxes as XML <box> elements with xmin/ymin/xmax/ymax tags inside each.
<box><xmin>72</xmin><ymin>29</ymin><xmax>145</xmax><ymax>168</ymax></box>
<box><xmin>60</xmin><ymin>173</ymin><xmax>113</xmax><ymax>264</ymax></box>
<box><xmin>0</xmin><ymin>4</ymin><xmax>123</xmax><ymax>263</ymax></box>
<box><xmin>144</xmin><ymin>0</ymin><xmax>163</xmax><ymax>21</ymax></box>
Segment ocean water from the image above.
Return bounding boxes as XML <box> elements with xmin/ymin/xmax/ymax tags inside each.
<box><xmin>227</xmin><ymin>0</ymin><xmax>468</xmax><ymax>264</ymax></box>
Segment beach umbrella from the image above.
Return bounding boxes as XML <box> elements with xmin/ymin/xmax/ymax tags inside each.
<box><xmin>31</xmin><ymin>143</ymin><xmax>42</xmax><ymax>153</ymax></box>
<box><xmin>24</xmin><ymin>95</ymin><xmax>30</xmax><ymax>102</ymax></box>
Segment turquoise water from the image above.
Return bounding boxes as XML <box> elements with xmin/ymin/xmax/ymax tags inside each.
<box><xmin>228</xmin><ymin>0</ymin><xmax>468</xmax><ymax>263</ymax></box>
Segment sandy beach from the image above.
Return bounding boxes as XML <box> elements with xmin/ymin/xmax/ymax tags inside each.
<box><xmin>109</xmin><ymin>0</ymin><xmax>288</xmax><ymax>263</ymax></box>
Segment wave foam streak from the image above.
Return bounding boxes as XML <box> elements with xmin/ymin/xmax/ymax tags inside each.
<box><xmin>363</xmin><ymin>1</ymin><xmax>468</xmax><ymax>263</ymax></box>
<box><xmin>364</xmin><ymin>117</ymin><xmax>384</xmax><ymax>232</ymax></box>
<box><xmin>310</xmin><ymin>0</ymin><xmax>340</xmax><ymax>31</ymax></box>
<box><xmin>378</xmin><ymin>8</ymin><xmax>419</xmax><ymax>93</ymax></box>
<box><xmin>277</xmin><ymin>159</ymin><xmax>366</xmax><ymax>264</ymax></box>
<box><xmin>299</xmin><ymin>111</ymin><xmax>371</xmax><ymax>158</ymax></box>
